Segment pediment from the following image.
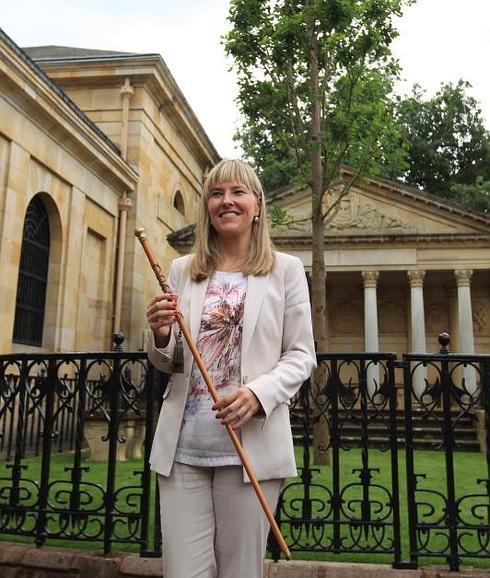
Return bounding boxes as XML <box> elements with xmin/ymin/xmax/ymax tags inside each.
<box><xmin>270</xmin><ymin>178</ymin><xmax>490</xmax><ymax>238</ymax></box>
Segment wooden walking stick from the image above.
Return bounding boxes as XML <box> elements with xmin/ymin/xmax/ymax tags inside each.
<box><xmin>135</xmin><ymin>227</ymin><xmax>291</xmax><ymax>560</ymax></box>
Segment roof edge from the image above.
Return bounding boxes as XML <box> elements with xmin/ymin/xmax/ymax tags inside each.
<box><xmin>30</xmin><ymin>50</ymin><xmax>220</xmax><ymax>164</ymax></box>
<box><xmin>0</xmin><ymin>28</ymin><xmax>121</xmax><ymax>156</ymax></box>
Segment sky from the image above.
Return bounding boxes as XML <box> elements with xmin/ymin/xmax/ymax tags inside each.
<box><xmin>2</xmin><ymin>0</ymin><xmax>490</xmax><ymax>159</ymax></box>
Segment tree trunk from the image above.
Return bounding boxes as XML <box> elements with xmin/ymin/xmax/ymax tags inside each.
<box><xmin>309</xmin><ymin>36</ymin><xmax>330</xmax><ymax>465</ymax></box>
<box><xmin>311</xmin><ymin>200</ymin><xmax>330</xmax><ymax>465</ymax></box>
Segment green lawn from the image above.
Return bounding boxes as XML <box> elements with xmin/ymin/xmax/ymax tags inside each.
<box><xmin>0</xmin><ymin>451</ymin><xmax>158</xmax><ymax>554</ymax></box>
<box><xmin>0</xmin><ymin>447</ymin><xmax>488</xmax><ymax>569</ymax></box>
<box><xmin>288</xmin><ymin>446</ymin><xmax>489</xmax><ymax>568</ymax></box>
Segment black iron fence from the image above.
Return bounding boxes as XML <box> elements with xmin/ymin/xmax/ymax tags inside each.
<box><xmin>0</xmin><ymin>337</ymin><xmax>488</xmax><ymax>570</ymax></box>
<box><xmin>0</xmin><ymin>351</ymin><xmax>163</xmax><ymax>555</ymax></box>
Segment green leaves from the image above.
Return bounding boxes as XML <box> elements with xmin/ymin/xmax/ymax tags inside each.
<box><xmin>225</xmin><ymin>0</ymin><xmax>411</xmax><ymax>194</ymax></box>
<box><xmin>392</xmin><ymin>80</ymin><xmax>490</xmax><ymax>209</ymax></box>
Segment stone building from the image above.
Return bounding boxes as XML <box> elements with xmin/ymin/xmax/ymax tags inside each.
<box><xmin>2</xmin><ymin>27</ymin><xmax>489</xmax><ymax>363</ymax></box>
<box><xmin>0</xmin><ymin>29</ymin><xmax>219</xmax><ymax>354</ymax></box>
<box><xmin>169</xmin><ymin>168</ymin><xmax>490</xmax><ymax>388</ymax></box>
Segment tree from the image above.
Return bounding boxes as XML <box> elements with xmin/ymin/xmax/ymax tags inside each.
<box><xmin>449</xmin><ymin>177</ymin><xmax>490</xmax><ymax>214</ymax></box>
<box><xmin>225</xmin><ymin>0</ymin><xmax>413</xmax><ymax>466</ymax></box>
<box><xmin>225</xmin><ymin>0</ymin><xmax>412</xmax><ymax>351</ymax></box>
<box><xmin>391</xmin><ymin>81</ymin><xmax>490</xmax><ymax>211</ymax></box>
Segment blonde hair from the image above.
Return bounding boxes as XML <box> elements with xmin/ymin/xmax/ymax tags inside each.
<box><xmin>190</xmin><ymin>159</ymin><xmax>275</xmax><ymax>281</ymax></box>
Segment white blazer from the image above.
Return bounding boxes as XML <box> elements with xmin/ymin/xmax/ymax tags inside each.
<box><xmin>147</xmin><ymin>251</ymin><xmax>316</xmax><ymax>481</ymax></box>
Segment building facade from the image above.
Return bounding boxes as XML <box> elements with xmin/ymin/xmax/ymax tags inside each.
<box><xmin>170</xmin><ymin>169</ymin><xmax>490</xmax><ymax>385</ymax></box>
<box><xmin>0</xmin><ymin>30</ymin><xmax>219</xmax><ymax>354</ymax></box>
<box><xmin>2</xmin><ymin>29</ymin><xmax>489</xmax><ymax>362</ymax></box>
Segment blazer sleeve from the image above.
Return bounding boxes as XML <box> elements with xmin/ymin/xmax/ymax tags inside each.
<box><xmin>245</xmin><ymin>256</ymin><xmax>316</xmax><ymax>420</ymax></box>
<box><xmin>146</xmin><ymin>259</ymin><xmax>180</xmax><ymax>374</ymax></box>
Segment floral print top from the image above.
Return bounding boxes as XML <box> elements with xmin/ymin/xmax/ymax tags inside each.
<box><xmin>175</xmin><ymin>271</ymin><xmax>247</xmax><ymax>467</ymax></box>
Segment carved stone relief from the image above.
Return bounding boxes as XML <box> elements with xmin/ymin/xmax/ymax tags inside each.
<box><xmin>472</xmin><ymin>299</ymin><xmax>490</xmax><ymax>335</ymax></box>
<box><xmin>407</xmin><ymin>270</ymin><xmax>426</xmax><ymax>287</ymax></box>
<box><xmin>454</xmin><ymin>269</ymin><xmax>473</xmax><ymax>287</ymax></box>
<box><xmin>361</xmin><ymin>270</ymin><xmax>379</xmax><ymax>288</ymax></box>
<box><xmin>327</xmin><ymin>192</ymin><xmax>410</xmax><ymax>231</ymax></box>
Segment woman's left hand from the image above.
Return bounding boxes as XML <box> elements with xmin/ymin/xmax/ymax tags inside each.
<box><xmin>212</xmin><ymin>388</ymin><xmax>263</xmax><ymax>430</ymax></box>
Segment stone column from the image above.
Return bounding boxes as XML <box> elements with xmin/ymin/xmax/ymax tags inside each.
<box><xmin>446</xmin><ymin>285</ymin><xmax>460</xmax><ymax>352</ymax></box>
<box><xmin>362</xmin><ymin>271</ymin><xmax>380</xmax><ymax>395</ymax></box>
<box><xmin>407</xmin><ymin>270</ymin><xmax>427</xmax><ymax>397</ymax></box>
<box><xmin>455</xmin><ymin>269</ymin><xmax>476</xmax><ymax>393</ymax></box>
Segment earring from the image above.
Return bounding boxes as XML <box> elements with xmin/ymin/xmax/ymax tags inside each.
<box><xmin>253</xmin><ymin>215</ymin><xmax>260</xmax><ymax>223</ymax></box>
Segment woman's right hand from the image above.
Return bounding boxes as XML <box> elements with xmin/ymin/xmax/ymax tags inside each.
<box><xmin>146</xmin><ymin>293</ymin><xmax>178</xmax><ymax>348</ymax></box>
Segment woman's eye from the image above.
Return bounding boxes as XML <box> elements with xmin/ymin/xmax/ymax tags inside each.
<box><xmin>233</xmin><ymin>189</ymin><xmax>246</xmax><ymax>196</ymax></box>
<box><xmin>211</xmin><ymin>191</ymin><xmax>223</xmax><ymax>197</ymax></box>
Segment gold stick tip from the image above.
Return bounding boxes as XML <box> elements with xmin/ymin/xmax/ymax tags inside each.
<box><xmin>134</xmin><ymin>227</ymin><xmax>146</xmax><ymax>240</ymax></box>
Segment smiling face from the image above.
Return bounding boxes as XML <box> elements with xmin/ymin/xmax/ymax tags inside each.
<box><xmin>206</xmin><ymin>181</ymin><xmax>261</xmax><ymax>242</ymax></box>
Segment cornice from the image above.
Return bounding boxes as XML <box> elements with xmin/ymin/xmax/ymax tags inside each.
<box><xmin>1</xmin><ymin>29</ymin><xmax>120</xmax><ymax>155</ymax></box>
<box><xmin>342</xmin><ymin>168</ymin><xmax>490</xmax><ymax>231</ymax></box>
<box><xmin>167</xmin><ymin>227</ymin><xmax>490</xmax><ymax>255</ymax></box>
<box><xmin>33</xmin><ymin>54</ymin><xmax>220</xmax><ymax>168</ymax></box>
<box><xmin>271</xmin><ymin>233</ymin><xmax>490</xmax><ymax>247</ymax></box>
<box><xmin>0</xmin><ymin>30</ymin><xmax>138</xmax><ymax>191</ymax></box>
<box><xmin>268</xmin><ymin>170</ymin><xmax>490</xmax><ymax>233</ymax></box>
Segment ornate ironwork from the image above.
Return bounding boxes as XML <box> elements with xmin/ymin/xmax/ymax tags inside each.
<box><xmin>0</xmin><ymin>349</ymin><xmax>164</xmax><ymax>555</ymax></box>
<box><xmin>269</xmin><ymin>341</ymin><xmax>489</xmax><ymax>570</ymax></box>
<box><xmin>0</xmin><ymin>339</ymin><xmax>488</xmax><ymax>570</ymax></box>
<box><xmin>271</xmin><ymin>353</ymin><xmax>402</xmax><ymax>565</ymax></box>
<box><xmin>403</xmin><ymin>340</ymin><xmax>490</xmax><ymax>571</ymax></box>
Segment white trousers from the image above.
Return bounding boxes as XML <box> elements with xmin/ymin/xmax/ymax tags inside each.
<box><xmin>158</xmin><ymin>463</ymin><xmax>282</xmax><ymax>578</ymax></box>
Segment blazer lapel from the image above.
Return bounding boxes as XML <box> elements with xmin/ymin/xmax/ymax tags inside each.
<box><xmin>242</xmin><ymin>273</ymin><xmax>270</xmax><ymax>356</ymax></box>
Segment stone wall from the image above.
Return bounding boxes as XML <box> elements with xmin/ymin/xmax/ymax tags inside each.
<box><xmin>0</xmin><ymin>56</ymin><xmax>136</xmax><ymax>353</ymax></box>
<box><xmin>0</xmin><ymin>34</ymin><xmax>219</xmax><ymax>355</ymax></box>
<box><xmin>0</xmin><ymin>542</ymin><xmax>487</xmax><ymax>578</ymax></box>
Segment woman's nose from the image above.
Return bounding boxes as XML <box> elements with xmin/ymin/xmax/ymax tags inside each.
<box><xmin>221</xmin><ymin>190</ymin><xmax>234</xmax><ymax>203</ymax></box>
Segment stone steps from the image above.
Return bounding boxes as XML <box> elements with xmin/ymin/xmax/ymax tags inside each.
<box><xmin>291</xmin><ymin>408</ymin><xmax>481</xmax><ymax>451</ymax></box>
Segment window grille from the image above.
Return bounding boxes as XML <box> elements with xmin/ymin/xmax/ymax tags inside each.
<box><xmin>12</xmin><ymin>196</ymin><xmax>50</xmax><ymax>346</ymax></box>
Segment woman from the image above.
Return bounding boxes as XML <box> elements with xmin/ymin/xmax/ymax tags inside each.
<box><xmin>146</xmin><ymin>159</ymin><xmax>315</xmax><ymax>578</ymax></box>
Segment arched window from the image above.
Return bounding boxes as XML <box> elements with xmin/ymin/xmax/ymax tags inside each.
<box><xmin>13</xmin><ymin>195</ymin><xmax>50</xmax><ymax>346</ymax></box>
<box><xmin>173</xmin><ymin>190</ymin><xmax>185</xmax><ymax>216</ymax></box>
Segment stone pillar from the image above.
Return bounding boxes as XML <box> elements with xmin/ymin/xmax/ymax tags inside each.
<box><xmin>446</xmin><ymin>285</ymin><xmax>460</xmax><ymax>352</ymax></box>
<box><xmin>454</xmin><ymin>269</ymin><xmax>476</xmax><ymax>393</ymax></box>
<box><xmin>362</xmin><ymin>271</ymin><xmax>379</xmax><ymax>394</ymax></box>
<box><xmin>56</xmin><ymin>187</ymin><xmax>85</xmax><ymax>351</ymax></box>
<box><xmin>407</xmin><ymin>270</ymin><xmax>427</xmax><ymax>397</ymax></box>
<box><xmin>0</xmin><ymin>143</ymin><xmax>30</xmax><ymax>353</ymax></box>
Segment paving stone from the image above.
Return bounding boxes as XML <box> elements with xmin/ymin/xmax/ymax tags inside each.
<box><xmin>265</xmin><ymin>560</ymin><xmax>425</xmax><ymax>578</ymax></box>
<box><xmin>315</xmin><ymin>562</ymin><xmax>420</xmax><ymax>578</ymax></box>
<box><xmin>267</xmin><ymin>560</ymin><xmax>318</xmax><ymax>577</ymax></box>
<box><xmin>22</xmin><ymin>546</ymin><xmax>76</xmax><ymax>571</ymax></box>
<box><xmin>422</xmin><ymin>567</ymin><xmax>490</xmax><ymax>578</ymax></box>
<box><xmin>68</xmin><ymin>550</ymin><xmax>98</xmax><ymax>573</ymax></box>
<box><xmin>77</xmin><ymin>555</ymin><xmax>119</xmax><ymax>578</ymax></box>
<box><xmin>119</xmin><ymin>554</ymin><xmax>163</xmax><ymax>577</ymax></box>
<box><xmin>1</xmin><ymin>542</ymin><xmax>488</xmax><ymax>578</ymax></box>
<box><xmin>0</xmin><ymin>542</ymin><xmax>32</xmax><ymax>565</ymax></box>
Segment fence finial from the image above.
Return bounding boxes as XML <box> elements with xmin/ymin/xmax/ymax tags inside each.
<box><xmin>113</xmin><ymin>332</ymin><xmax>125</xmax><ymax>352</ymax></box>
<box><xmin>438</xmin><ymin>332</ymin><xmax>450</xmax><ymax>354</ymax></box>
